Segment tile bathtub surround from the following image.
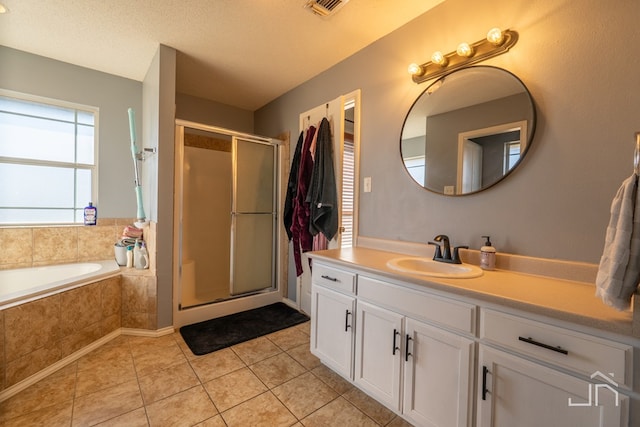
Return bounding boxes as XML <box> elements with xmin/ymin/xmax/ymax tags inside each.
<box><xmin>0</xmin><ymin>276</ymin><xmax>122</xmax><ymax>391</ymax></box>
<box><xmin>0</xmin><ymin>322</ymin><xmax>415</xmax><ymax>427</ymax></box>
<box><xmin>0</xmin><ymin>218</ymin><xmax>153</xmax><ymax>270</ymax></box>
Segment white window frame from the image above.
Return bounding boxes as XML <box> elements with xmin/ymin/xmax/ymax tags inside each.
<box><xmin>0</xmin><ymin>89</ymin><xmax>99</xmax><ymax>225</ymax></box>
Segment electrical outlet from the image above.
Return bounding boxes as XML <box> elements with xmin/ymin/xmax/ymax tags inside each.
<box><xmin>364</xmin><ymin>176</ymin><xmax>372</xmax><ymax>193</ymax></box>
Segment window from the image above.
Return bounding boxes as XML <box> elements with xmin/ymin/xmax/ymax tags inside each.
<box><xmin>504</xmin><ymin>141</ymin><xmax>521</xmax><ymax>174</ymax></box>
<box><xmin>0</xmin><ymin>91</ymin><xmax>98</xmax><ymax>225</ymax></box>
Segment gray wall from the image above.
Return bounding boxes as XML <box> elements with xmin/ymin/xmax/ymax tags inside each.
<box><xmin>176</xmin><ymin>93</ymin><xmax>254</xmax><ymax>133</ymax></box>
<box><xmin>255</xmin><ymin>0</ymin><xmax>640</xmax><ymax>264</ymax></box>
<box><xmin>0</xmin><ymin>46</ymin><xmax>143</xmax><ymax>219</ymax></box>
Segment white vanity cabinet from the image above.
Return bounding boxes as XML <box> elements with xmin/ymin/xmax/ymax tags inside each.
<box><xmin>477</xmin><ymin>308</ymin><xmax>631</xmax><ymax>427</ymax></box>
<box><xmin>355</xmin><ymin>275</ymin><xmax>475</xmax><ymax>427</ymax></box>
<box><xmin>310</xmin><ymin>263</ymin><xmax>357</xmax><ymax>379</ymax></box>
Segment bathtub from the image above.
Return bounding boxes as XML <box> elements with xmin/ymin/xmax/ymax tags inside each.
<box><xmin>0</xmin><ymin>260</ymin><xmax>121</xmax><ymax>309</ymax></box>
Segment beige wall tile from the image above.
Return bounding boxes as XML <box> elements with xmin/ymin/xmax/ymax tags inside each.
<box><xmin>4</xmin><ymin>295</ymin><xmax>61</xmax><ymax>362</ymax></box>
<box><xmin>101</xmin><ymin>276</ymin><xmax>122</xmax><ymax>319</ymax></box>
<box><xmin>60</xmin><ymin>322</ymin><xmax>103</xmax><ymax>358</ymax></box>
<box><xmin>33</xmin><ymin>227</ymin><xmax>78</xmax><ymax>263</ymax></box>
<box><xmin>6</xmin><ymin>345</ymin><xmax>62</xmax><ymax>387</ymax></box>
<box><xmin>0</xmin><ymin>228</ymin><xmax>33</xmax><ymax>265</ymax></box>
<box><xmin>122</xmin><ymin>276</ymin><xmax>148</xmax><ymax>313</ymax></box>
<box><xmin>60</xmin><ymin>283</ymin><xmax>101</xmax><ymax>336</ymax></box>
<box><xmin>77</xmin><ymin>225</ymin><xmax>119</xmax><ymax>261</ymax></box>
<box><xmin>0</xmin><ymin>311</ymin><xmax>4</xmax><ymax>391</ymax></box>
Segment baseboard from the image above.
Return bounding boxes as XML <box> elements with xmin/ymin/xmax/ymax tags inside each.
<box><xmin>0</xmin><ymin>326</ymin><xmax>175</xmax><ymax>403</ymax></box>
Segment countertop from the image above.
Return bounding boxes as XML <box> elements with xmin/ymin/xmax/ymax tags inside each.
<box><xmin>308</xmin><ymin>247</ymin><xmax>637</xmax><ymax>339</ymax></box>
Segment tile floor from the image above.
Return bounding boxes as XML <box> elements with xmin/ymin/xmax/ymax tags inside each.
<box><xmin>0</xmin><ymin>321</ymin><xmax>415</xmax><ymax>426</ymax></box>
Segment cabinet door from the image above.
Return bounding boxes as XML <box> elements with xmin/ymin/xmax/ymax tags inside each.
<box><xmin>310</xmin><ymin>285</ymin><xmax>355</xmax><ymax>379</ymax></box>
<box><xmin>403</xmin><ymin>318</ymin><xmax>474</xmax><ymax>427</ymax></box>
<box><xmin>477</xmin><ymin>345</ymin><xmax>628</xmax><ymax>427</ymax></box>
<box><xmin>354</xmin><ymin>301</ymin><xmax>404</xmax><ymax>410</ymax></box>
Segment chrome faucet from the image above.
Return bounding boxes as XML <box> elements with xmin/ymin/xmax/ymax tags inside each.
<box><xmin>429</xmin><ymin>234</ymin><xmax>468</xmax><ymax>264</ymax></box>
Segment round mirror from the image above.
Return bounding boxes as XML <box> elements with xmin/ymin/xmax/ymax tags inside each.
<box><xmin>400</xmin><ymin>66</ymin><xmax>536</xmax><ymax>195</ymax></box>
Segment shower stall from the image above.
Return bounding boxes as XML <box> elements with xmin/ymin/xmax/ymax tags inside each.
<box><xmin>173</xmin><ymin>120</ymin><xmax>283</xmax><ymax>327</ymax></box>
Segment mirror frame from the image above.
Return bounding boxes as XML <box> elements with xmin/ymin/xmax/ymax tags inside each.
<box><xmin>400</xmin><ymin>66</ymin><xmax>536</xmax><ymax>196</ymax></box>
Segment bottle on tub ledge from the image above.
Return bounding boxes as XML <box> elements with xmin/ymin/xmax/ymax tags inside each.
<box><xmin>134</xmin><ymin>239</ymin><xmax>150</xmax><ymax>270</ymax></box>
<box><xmin>84</xmin><ymin>202</ymin><xmax>97</xmax><ymax>225</ymax></box>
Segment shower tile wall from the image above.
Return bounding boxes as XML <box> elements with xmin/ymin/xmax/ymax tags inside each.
<box><xmin>0</xmin><ymin>276</ymin><xmax>122</xmax><ymax>392</ymax></box>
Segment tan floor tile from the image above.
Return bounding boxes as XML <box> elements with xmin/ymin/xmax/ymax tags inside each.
<box><xmin>272</xmin><ymin>371</ymin><xmax>338</xmax><ymax>419</ymax></box>
<box><xmin>267</xmin><ymin>326</ymin><xmax>309</xmax><ymax>351</ymax></box>
<box><xmin>145</xmin><ymin>385</ymin><xmax>218</xmax><ymax>427</ymax></box>
<box><xmin>0</xmin><ymin>363</ymin><xmax>77</xmax><ymax>422</ymax></box>
<box><xmin>194</xmin><ymin>414</ymin><xmax>227</xmax><ymax>426</ymax></box>
<box><xmin>139</xmin><ymin>360</ymin><xmax>200</xmax><ymax>404</ymax></box>
<box><xmin>294</xmin><ymin>321</ymin><xmax>310</xmax><ymax>336</ymax></box>
<box><xmin>75</xmin><ymin>347</ymin><xmax>137</xmax><ymax>397</ymax></box>
<box><xmin>286</xmin><ymin>343</ymin><xmax>321</xmax><ymax>370</ymax></box>
<box><xmin>72</xmin><ymin>379</ymin><xmax>144</xmax><ymax>426</ymax></box>
<box><xmin>131</xmin><ymin>340</ymin><xmax>187</xmax><ymax>378</ymax></box>
<box><xmin>221</xmin><ymin>391</ymin><xmax>297</xmax><ymax>427</ymax></box>
<box><xmin>203</xmin><ymin>367</ymin><xmax>268</xmax><ymax>412</ymax></box>
<box><xmin>231</xmin><ymin>336</ymin><xmax>282</xmax><ymax>365</ymax></box>
<box><xmin>1</xmin><ymin>401</ymin><xmax>73</xmax><ymax>427</ymax></box>
<box><xmin>190</xmin><ymin>348</ymin><xmax>246</xmax><ymax>382</ymax></box>
<box><xmin>94</xmin><ymin>407</ymin><xmax>150</xmax><ymax>426</ymax></box>
<box><xmin>387</xmin><ymin>415</ymin><xmax>417</xmax><ymax>426</ymax></box>
<box><xmin>249</xmin><ymin>352</ymin><xmax>307</xmax><ymax>389</ymax></box>
<box><xmin>343</xmin><ymin>386</ymin><xmax>396</xmax><ymax>425</ymax></box>
<box><xmin>301</xmin><ymin>396</ymin><xmax>378</xmax><ymax>427</ymax></box>
<box><xmin>311</xmin><ymin>364</ymin><xmax>354</xmax><ymax>395</ymax></box>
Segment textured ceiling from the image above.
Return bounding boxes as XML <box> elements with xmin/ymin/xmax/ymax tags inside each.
<box><xmin>0</xmin><ymin>0</ymin><xmax>444</xmax><ymax>111</ymax></box>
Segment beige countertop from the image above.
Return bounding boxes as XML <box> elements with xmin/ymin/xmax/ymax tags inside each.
<box><xmin>308</xmin><ymin>247</ymin><xmax>637</xmax><ymax>339</ymax></box>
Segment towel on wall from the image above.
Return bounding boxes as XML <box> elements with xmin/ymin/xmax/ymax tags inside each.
<box><xmin>283</xmin><ymin>131</ymin><xmax>304</xmax><ymax>240</ymax></box>
<box><xmin>307</xmin><ymin>117</ymin><xmax>339</xmax><ymax>240</ymax></box>
<box><xmin>595</xmin><ymin>174</ymin><xmax>640</xmax><ymax>310</ymax></box>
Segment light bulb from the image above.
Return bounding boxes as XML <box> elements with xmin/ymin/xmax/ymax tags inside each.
<box><xmin>487</xmin><ymin>27</ymin><xmax>505</xmax><ymax>46</ymax></box>
<box><xmin>431</xmin><ymin>51</ymin><xmax>447</xmax><ymax>66</ymax></box>
<box><xmin>456</xmin><ymin>42</ymin><xmax>474</xmax><ymax>57</ymax></box>
<box><xmin>407</xmin><ymin>63</ymin><xmax>423</xmax><ymax>76</ymax></box>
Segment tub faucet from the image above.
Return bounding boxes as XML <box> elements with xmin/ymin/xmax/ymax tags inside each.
<box><xmin>429</xmin><ymin>234</ymin><xmax>467</xmax><ymax>264</ymax></box>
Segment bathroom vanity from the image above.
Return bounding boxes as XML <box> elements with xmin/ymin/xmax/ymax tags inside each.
<box><xmin>308</xmin><ymin>246</ymin><xmax>636</xmax><ymax>427</ymax></box>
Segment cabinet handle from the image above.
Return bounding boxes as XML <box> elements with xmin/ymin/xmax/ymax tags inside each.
<box><xmin>321</xmin><ymin>274</ymin><xmax>340</xmax><ymax>282</ymax></box>
<box><xmin>392</xmin><ymin>329</ymin><xmax>400</xmax><ymax>355</ymax></box>
<box><xmin>482</xmin><ymin>366</ymin><xmax>489</xmax><ymax>401</ymax></box>
<box><xmin>344</xmin><ymin>310</ymin><xmax>352</xmax><ymax>332</ymax></box>
<box><xmin>405</xmin><ymin>334</ymin><xmax>412</xmax><ymax>362</ymax></box>
<box><xmin>518</xmin><ymin>336</ymin><xmax>568</xmax><ymax>355</ymax></box>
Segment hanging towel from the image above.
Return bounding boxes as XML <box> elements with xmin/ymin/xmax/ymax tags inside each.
<box><xmin>291</xmin><ymin>126</ymin><xmax>316</xmax><ymax>277</ymax></box>
<box><xmin>595</xmin><ymin>174</ymin><xmax>640</xmax><ymax>310</ymax></box>
<box><xmin>283</xmin><ymin>131</ymin><xmax>304</xmax><ymax>240</ymax></box>
<box><xmin>307</xmin><ymin>117</ymin><xmax>339</xmax><ymax>240</ymax></box>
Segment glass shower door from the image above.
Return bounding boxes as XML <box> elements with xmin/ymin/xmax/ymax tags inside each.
<box><xmin>230</xmin><ymin>137</ymin><xmax>277</xmax><ymax>295</ymax></box>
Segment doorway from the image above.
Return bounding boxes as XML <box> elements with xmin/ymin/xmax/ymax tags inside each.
<box><xmin>173</xmin><ymin>120</ymin><xmax>283</xmax><ymax>328</ymax></box>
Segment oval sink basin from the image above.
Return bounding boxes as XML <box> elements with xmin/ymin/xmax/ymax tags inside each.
<box><xmin>386</xmin><ymin>257</ymin><xmax>483</xmax><ymax>278</ymax></box>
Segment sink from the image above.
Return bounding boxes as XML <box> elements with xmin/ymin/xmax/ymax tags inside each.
<box><xmin>386</xmin><ymin>257</ymin><xmax>483</xmax><ymax>278</ymax></box>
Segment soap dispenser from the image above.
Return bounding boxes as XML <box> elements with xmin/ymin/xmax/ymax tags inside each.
<box><xmin>480</xmin><ymin>236</ymin><xmax>496</xmax><ymax>270</ymax></box>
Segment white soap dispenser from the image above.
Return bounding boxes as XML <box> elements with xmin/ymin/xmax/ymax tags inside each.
<box><xmin>480</xmin><ymin>236</ymin><xmax>496</xmax><ymax>270</ymax></box>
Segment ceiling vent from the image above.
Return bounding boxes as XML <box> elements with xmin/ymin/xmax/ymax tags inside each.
<box><xmin>305</xmin><ymin>0</ymin><xmax>350</xmax><ymax>17</ymax></box>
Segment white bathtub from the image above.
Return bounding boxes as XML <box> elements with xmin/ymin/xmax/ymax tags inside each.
<box><xmin>0</xmin><ymin>260</ymin><xmax>121</xmax><ymax>309</ymax></box>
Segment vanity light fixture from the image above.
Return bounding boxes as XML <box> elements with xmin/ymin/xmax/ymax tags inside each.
<box><xmin>408</xmin><ymin>27</ymin><xmax>518</xmax><ymax>84</ymax></box>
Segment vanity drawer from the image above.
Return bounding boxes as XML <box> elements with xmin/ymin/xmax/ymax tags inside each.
<box><xmin>480</xmin><ymin>308</ymin><xmax>632</xmax><ymax>387</ymax></box>
<box><xmin>312</xmin><ymin>263</ymin><xmax>356</xmax><ymax>294</ymax></box>
<box><xmin>357</xmin><ymin>275</ymin><xmax>475</xmax><ymax>335</ymax></box>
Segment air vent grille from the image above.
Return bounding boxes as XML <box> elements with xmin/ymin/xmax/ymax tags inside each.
<box><xmin>305</xmin><ymin>0</ymin><xmax>349</xmax><ymax>17</ymax></box>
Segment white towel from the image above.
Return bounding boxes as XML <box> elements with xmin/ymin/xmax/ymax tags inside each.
<box><xmin>595</xmin><ymin>174</ymin><xmax>640</xmax><ymax>310</ymax></box>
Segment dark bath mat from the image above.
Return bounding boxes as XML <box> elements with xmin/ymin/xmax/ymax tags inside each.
<box><xmin>179</xmin><ymin>302</ymin><xmax>309</xmax><ymax>356</ymax></box>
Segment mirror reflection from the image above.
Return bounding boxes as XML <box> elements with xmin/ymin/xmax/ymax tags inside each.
<box><xmin>400</xmin><ymin>66</ymin><xmax>535</xmax><ymax>195</ymax></box>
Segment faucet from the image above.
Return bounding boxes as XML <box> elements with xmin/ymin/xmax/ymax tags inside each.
<box><xmin>429</xmin><ymin>234</ymin><xmax>468</xmax><ymax>264</ymax></box>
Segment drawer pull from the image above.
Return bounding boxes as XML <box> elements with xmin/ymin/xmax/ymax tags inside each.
<box><xmin>518</xmin><ymin>336</ymin><xmax>568</xmax><ymax>355</ymax></box>
<box><xmin>392</xmin><ymin>329</ymin><xmax>400</xmax><ymax>355</ymax></box>
<box><xmin>344</xmin><ymin>310</ymin><xmax>352</xmax><ymax>332</ymax></box>
<box><xmin>321</xmin><ymin>274</ymin><xmax>340</xmax><ymax>282</ymax></box>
